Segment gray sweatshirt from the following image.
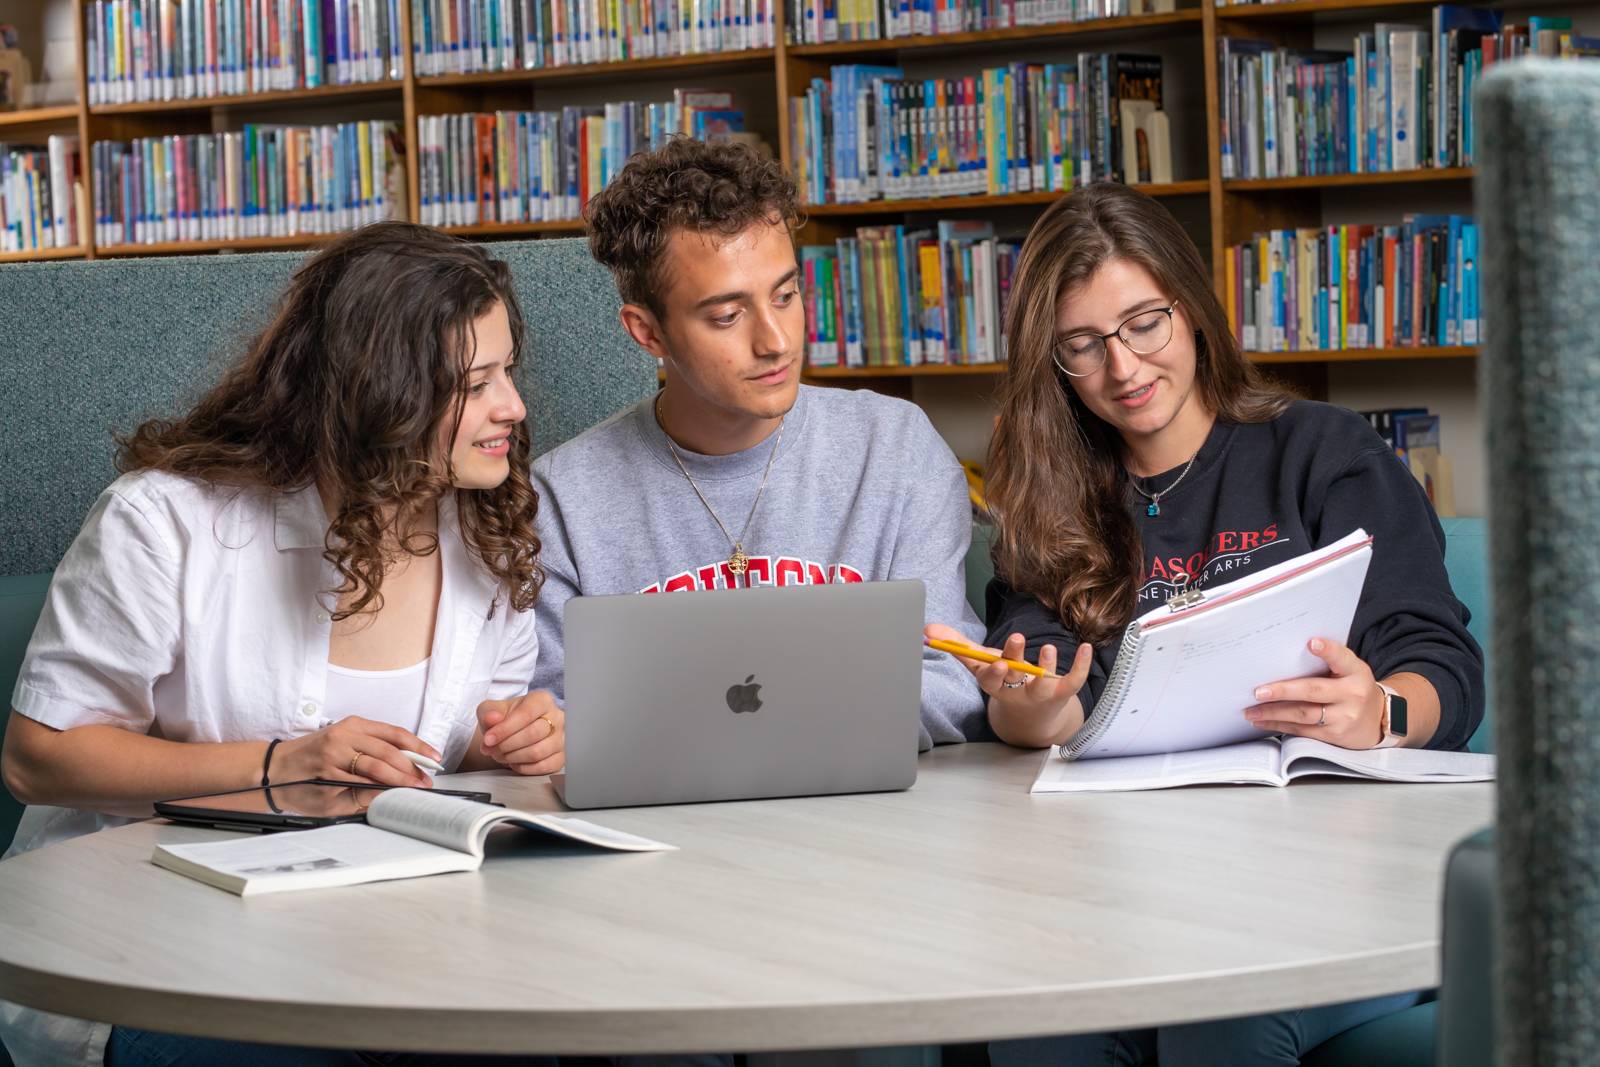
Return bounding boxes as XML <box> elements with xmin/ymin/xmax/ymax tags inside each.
<box><xmin>530</xmin><ymin>384</ymin><xmax>988</xmax><ymax>748</ymax></box>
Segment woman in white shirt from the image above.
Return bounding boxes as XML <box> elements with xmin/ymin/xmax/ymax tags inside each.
<box><xmin>1</xmin><ymin>223</ymin><xmax>564</xmax><ymax>1067</ymax></box>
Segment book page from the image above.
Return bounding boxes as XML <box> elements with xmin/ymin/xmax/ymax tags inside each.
<box><xmin>367</xmin><ymin>788</ymin><xmax>506</xmax><ymax>853</ymax></box>
<box><xmin>1280</xmin><ymin>737</ymin><xmax>1497</xmax><ymax>783</ymax></box>
<box><xmin>1073</xmin><ymin>533</ymin><xmax>1372</xmax><ymax>760</ymax></box>
<box><xmin>154</xmin><ymin>824</ymin><xmax>473</xmax><ymax>893</ymax></box>
<box><xmin>494</xmin><ymin>813</ymin><xmax>678</xmax><ymax>854</ymax></box>
<box><xmin>368</xmin><ymin>788</ymin><xmax>677</xmax><ymax>858</ymax></box>
<box><xmin>1032</xmin><ymin>739</ymin><xmax>1286</xmax><ymax>793</ymax></box>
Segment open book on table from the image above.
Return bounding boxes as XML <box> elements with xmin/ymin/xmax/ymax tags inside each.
<box><xmin>152</xmin><ymin>788</ymin><xmax>674</xmax><ymax>896</ymax></box>
<box><xmin>1030</xmin><ymin>735</ymin><xmax>1491</xmax><ymax>793</ymax></box>
<box><xmin>1064</xmin><ymin>528</ymin><xmax>1375</xmax><ymax>761</ymax></box>
<box><xmin>1032</xmin><ymin>736</ymin><xmax>1495</xmax><ymax>794</ymax></box>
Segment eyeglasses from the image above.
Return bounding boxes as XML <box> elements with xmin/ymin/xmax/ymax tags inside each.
<box><xmin>1051</xmin><ymin>305</ymin><xmax>1176</xmax><ymax>378</ymax></box>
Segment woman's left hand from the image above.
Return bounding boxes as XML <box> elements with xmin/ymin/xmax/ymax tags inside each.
<box><xmin>1245</xmin><ymin>637</ymin><xmax>1384</xmax><ymax>749</ymax></box>
<box><xmin>476</xmin><ymin>691</ymin><xmax>565</xmax><ymax>775</ymax></box>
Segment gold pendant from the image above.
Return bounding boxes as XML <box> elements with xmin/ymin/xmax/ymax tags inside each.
<box><xmin>728</xmin><ymin>547</ymin><xmax>750</xmax><ymax>575</ymax></box>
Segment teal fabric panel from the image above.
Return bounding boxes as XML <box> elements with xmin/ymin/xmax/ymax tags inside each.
<box><xmin>0</xmin><ymin>572</ymin><xmax>52</xmax><ymax>851</ymax></box>
<box><xmin>1436</xmin><ymin>828</ymin><xmax>1496</xmax><ymax>1067</ymax></box>
<box><xmin>1438</xmin><ymin>517</ymin><xmax>1493</xmax><ymax>752</ymax></box>
<box><xmin>966</xmin><ymin>521</ymin><xmax>996</xmax><ymax>620</ymax></box>
<box><xmin>1299</xmin><ymin>1001</ymin><xmax>1436</xmax><ymax>1067</ymax></box>
<box><xmin>0</xmin><ymin>237</ymin><xmax>652</xmax><ymax>577</ymax></box>
<box><xmin>1477</xmin><ymin>59</ymin><xmax>1600</xmax><ymax>1067</ymax></box>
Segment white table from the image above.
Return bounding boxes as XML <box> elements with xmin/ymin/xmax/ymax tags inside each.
<box><xmin>0</xmin><ymin>743</ymin><xmax>1493</xmax><ymax>1054</ymax></box>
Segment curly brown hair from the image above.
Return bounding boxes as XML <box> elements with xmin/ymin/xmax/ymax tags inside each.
<box><xmin>989</xmin><ymin>184</ymin><xmax>1291</xmax><ymax>644</ymax></box>
<box><xmin>117</xmin><ymin>222</ymin><xmax>543</xmax><ymax>620</ymax></box>
<box><xmin>583</xmin><ymin>136</ymin><xmax>801</xmax><ymax>317</ymax></box>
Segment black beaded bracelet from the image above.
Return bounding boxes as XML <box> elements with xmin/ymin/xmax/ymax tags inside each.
<box><xmin>261</xmin><ymin>738</ymin><xmax>283</xmax><ymax>789</ymax></box>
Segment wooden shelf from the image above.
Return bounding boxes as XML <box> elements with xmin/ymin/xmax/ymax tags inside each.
<box><xmin>96</xmin><ymin>234</ymin><xmax>349</xmax><ymax>257</ymax></box>
<box><xmin>417</xmin><ymin>49</ymin><xmax>776</xmax><ymax>89</ymax></box>
<box><xmin>1225</xmin><ymin>167</ymin><xmax>1474</xmax><ymax>191</ymax></box>
<box><xmin>804</xmin><ymin>363</ymin><xmax>1007</xmax><ymax>377</ymax></box>
<box><xmin>806</xmin><ymin>181</ymin><xmax>1209</xmax><ymax>216</ymax></box>
<box><xmin>1249</xmin><ymin>345</ymin><xmax>1478</xmax><ymax>363</ymax></box>
<box><xmin>90</xmin><ymin>81</ymin><xmax>402</xmax><ymax>116</ymax></box>
<box><xmin>1215</xmin><ymin>0</ymin><xmax>1441</xmax><ymax>17</ymax></box>
<box><xmin>788</xmin><ymin>10</ymin><xmax>1202</xmax><ymax>57</ymax></box>
<box><xmin>442</xmin><ymin>220</ymin><xmax>587</xmax><ymax>238</ymax></box>
<box><xmin>0</xmin><ymin>105</ymin><xmax>80</xmax><ymax>129</ymax></box>
<box><xmin>0</xmin><ymin>244</ymin><xmax>89</xmax><ymax>263</ymax></box>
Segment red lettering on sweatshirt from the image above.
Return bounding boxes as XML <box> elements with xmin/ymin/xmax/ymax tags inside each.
<box><xmin>637</xmin><ymin>557</ymin><xmax>867</xmax><ymax>594</ymax></box>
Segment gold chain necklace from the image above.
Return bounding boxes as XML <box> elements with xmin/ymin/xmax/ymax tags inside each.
<box><xmin>657</xmin><ymin>395</ymin><xmax>786</xmax><ymax>576</ymax></box>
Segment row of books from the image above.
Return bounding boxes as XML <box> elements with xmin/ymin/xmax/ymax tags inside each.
<box><xmin>1359</xmin><ymin>407</ymin><xmax>1454</xmax><ymax>513</ymax></box>
<box><xmin>782</xmin><ymin>0</ymin><xmax>1174</xmax><ymax>45</ymax></box>
<box><xmin>85</xmin><ymin>0</ymin><xmax>403</xmax><ymax>107</ymax></box>
<box><xmin>92</xmin><ymin>121</ymin><xmax>406</xmax><ymax>248</ymax></box>
<box><xmin>1219</xmin><ymin>8</ymin><xmax>1598</xmax><ymax>179</ymax></box>
<box><xmin>789</xmin><ymin>54</ymin><xmax>1171</xmax><ymax>205</ymax></box>
<box><xmin>409</xmin><ymin>0</ymin><xmax>774</xmax><ymax>73</ymax></box>
<box><xmin>417</xmin><ymin>93</ymin><xmax>749</xmax><ymax>227</ymax></box>
<box><xmin>2</xmin><ymin>138</ymin><xmax>84</xmax><ymax>254</ymax></box>
<box><xmin>800</xmin><ymin>221</ymin><xmax>1019</xmax><ymax>367</ymax></box>
<box><xmin>1224</xmin><ymin>215</ymin><xmax>1479</xmax><ymax>354</ymax></box>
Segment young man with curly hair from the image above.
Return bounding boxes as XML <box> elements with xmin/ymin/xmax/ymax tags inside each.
<box><xmin>530</xmin><ymin>138</ymin><xmax>987</xmax><ymax>750</ymax></box>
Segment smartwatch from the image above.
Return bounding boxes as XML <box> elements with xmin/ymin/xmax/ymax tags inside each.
<box><xmin>1374</xmin><ymin>683</ymin><xmax>1409</xmax><ymax>749</ymax></box>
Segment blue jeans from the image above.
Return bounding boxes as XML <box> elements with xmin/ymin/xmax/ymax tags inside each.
<box><xmin>104</xmin><ymin>1025</ymin><xmax>557</xmax><ymax>1066</ymax></box>
<box><xmin>988</xmin><ymin>991</ymin><xmax>1427</xmax><ymax>1067</ymax></box>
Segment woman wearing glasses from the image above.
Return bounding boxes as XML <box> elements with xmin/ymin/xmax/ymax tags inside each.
<box><xmin>927</xmin><ymin>183</ymin><xmax>1482</xmax><ymax>1064</ymax></box>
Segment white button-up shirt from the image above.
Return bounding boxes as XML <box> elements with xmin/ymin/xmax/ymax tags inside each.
<box><xmin>3</xmin><ymin>470</ymin><xmax>539</xmax><ymax>1067</ymax></box>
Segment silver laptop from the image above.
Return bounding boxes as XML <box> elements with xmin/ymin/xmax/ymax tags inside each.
<box><xmin>554</xmin><ymin>580</ymin><xmax>926</xmax><ymax>809</ymax></box>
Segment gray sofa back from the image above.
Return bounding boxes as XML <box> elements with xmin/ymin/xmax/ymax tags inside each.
<box><xmin>0</xmin><ymin>236</ymin><xmax>653</xmax><ymax>577</ymax></box>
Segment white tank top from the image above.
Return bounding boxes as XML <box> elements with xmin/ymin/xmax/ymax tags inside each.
<box><xmin>324</xmin><ymin>657</ymin><xmax>431</xmax><ymax>733</ymax></box>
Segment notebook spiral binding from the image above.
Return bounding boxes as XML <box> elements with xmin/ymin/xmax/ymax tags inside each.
<box><xmin>1060</xmin><ymin>619</ymin><xmax>1148</xmax><ymax>760</ymax></box>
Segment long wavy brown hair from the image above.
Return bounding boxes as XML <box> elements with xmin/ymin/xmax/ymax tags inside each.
<box><xmin>988</xmin><ymin>183</ymin><xmax>1290</xmax><ymax>644</ymax></box>
<box><xmin>117</xmin><ymin>222</ymin><xmax>542</xmax><ymax>620</ymax></box>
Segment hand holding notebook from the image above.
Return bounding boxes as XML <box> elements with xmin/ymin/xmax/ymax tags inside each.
<box><xmin>1064</xmin><ymin>528</ymin><xmax>1375</xmax><ymax>761</ymax></box>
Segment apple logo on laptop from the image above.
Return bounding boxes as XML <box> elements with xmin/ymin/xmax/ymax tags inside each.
<box><xmin>726</xmin><ymin>675</ymin><xmax>763</xmax><ymax>714</ymax></box>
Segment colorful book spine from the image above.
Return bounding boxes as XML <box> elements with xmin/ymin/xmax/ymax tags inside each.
<box><xmin>92</xmin><ymin>120</ymin><xmax>403</xmax><ymax>247</ymax></box>
<box><xmin>802</xmin><ymin>221</ymin><xmax>1019</xmax><ymax>368</ymax></box>
<box><xmin>1225</xmin><ymin>215</ymin><xmax>1480</xmax><ymax>353</ymax></box>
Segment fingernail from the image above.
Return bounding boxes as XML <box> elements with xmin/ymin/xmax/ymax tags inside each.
<box><xmin>1254</xmin><ymin>687</ymin><xmax>1271</xmax><ymax>701</ymax></box>
<box><xmin>483</xmin><ymin>734</ymin><xmax>495</xmax><ymax>746</ymax></box>
<box><xmin>1309</xmin><ymin>638</ymin><xmax>1324</xmax><ymax>652</ymax></box>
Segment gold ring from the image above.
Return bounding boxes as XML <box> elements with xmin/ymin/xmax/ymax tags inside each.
<box><xmin>539</xmin><ymin>715</ymin><xmax>554</xmax><ymax>736</ymax></box>
<box><xmin>349</xmin><ymin>752</ymin><xmax>363</xmax><ymax>776</ymax></box>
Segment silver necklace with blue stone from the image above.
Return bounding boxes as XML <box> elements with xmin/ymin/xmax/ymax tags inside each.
<box><xmin>1129</xmin><ymin>450</ymin><xmax>1199</xmax><ymax>517</ymax></box>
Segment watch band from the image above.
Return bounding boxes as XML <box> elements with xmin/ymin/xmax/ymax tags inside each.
<box><xmin>1374</xmin><ymin>683</ymin><xmax>1407</xmax><ymax>749</ymax></box>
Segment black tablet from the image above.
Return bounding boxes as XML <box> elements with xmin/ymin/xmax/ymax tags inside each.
<box><xmin>154</xmin><ymin>779</ymin><xmax>496</xmax><ymax>832</ymax></box>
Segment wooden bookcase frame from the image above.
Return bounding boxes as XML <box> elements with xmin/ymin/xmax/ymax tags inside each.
<box><xmin>1</xmin><ymin>0</ymin><xmax>1480</xmax><ymax>380</ymax></box>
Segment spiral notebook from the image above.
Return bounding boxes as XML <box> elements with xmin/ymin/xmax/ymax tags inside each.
<box><xmin>1062</xmin><ymin>529</ymin><xmax>1374</xmax><ymax>761</ymax></box>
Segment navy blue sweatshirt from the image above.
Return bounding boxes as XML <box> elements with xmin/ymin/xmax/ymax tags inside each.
<box><xmin>985</xmin><ymin>400</ymin><xmax>1484</xmax><ymax>751</ymax></box>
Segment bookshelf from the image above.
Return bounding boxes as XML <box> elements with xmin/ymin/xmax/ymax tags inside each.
<box><xmin>11</xmin><ymin>0</ymin><xmax>1512</xmax><ymax>507</ymax></box>
<box><xmin>1</xmin><ymin>0</ymin><xmax>1491</xmax><ymax>367</ymax></box>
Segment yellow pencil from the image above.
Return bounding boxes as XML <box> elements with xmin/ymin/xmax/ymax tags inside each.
<box><xmin>924</xmin><ymin>637</ymin><xmax>1057</xmax><ymax>679</ymax></box>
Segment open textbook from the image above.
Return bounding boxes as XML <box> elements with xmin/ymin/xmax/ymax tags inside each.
<box><xmin>1063</xmin><ymin>528</ymin><xmax>1374</xmax><ymax>761</ymax></box>
<box><xmin>153</xmin><ymin>788</ymin><xmax>674</xmax><ymax>896</ymax></box>
<box><xmin>1033</xmin><ymin>736</ymin><xmax>1496</xmax><ymax>794</ymax></box>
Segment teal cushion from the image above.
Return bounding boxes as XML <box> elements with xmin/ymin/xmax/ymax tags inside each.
<box><xmin>965</xmin><ymin>521</ymin><xmax>996</xmax><ymax>622</ymax></box>
<box><xmin>0</xmin><ymin>572</ymin><xmax>51</xmax><ymax>852</ymax></box>
<box><xmin>1301</xmin><ymin>1000</ymin><xmax>1437</xmax><ymax>1067</ymax></box>
<box><xmin>1437</xmin><ymin>517</ymin><xmax>1493</xmax><ymax>753</ymax></box>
